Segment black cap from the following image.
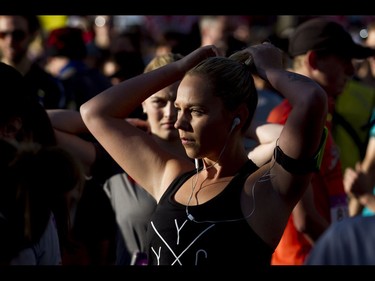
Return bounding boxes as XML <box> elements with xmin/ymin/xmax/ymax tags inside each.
<box><xmin>288</xmin><ymin>18</ymin><xmax>375</xmax><ymax>59</ymax></box>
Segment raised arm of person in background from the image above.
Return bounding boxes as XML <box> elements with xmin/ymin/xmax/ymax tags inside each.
<box><xmin>47</xmin><ymin>109</ymin><xmax>96</xmax><ymax>175</ymax></box>
<box><xmin>246</xmin><ymin>121</ymin><xmax>283</xmax><ymax>167</ymax></box>
<box><xmin>47</xmin><ymin>109</ymin><xmax>149</xmax><ymax>176</ymax></box>
<box><xmin>344</xmin><ymin>135</ymin><xmax>375</xmax><ymax>216</ymax></box>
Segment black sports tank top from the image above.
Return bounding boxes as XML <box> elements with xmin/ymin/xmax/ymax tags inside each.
<box><xmin>146</xmin><ymin>160</ymin><xmax>273</xmax><ymax>266</ymax></box>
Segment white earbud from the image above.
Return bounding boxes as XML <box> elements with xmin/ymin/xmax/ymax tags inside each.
<box><xmin>187</xmin><ymin>214</ymin><xmax>195</xmax><ymax>221</ymax></box>
<box><xmin>187</xmin><ymin>117</ymin><xmax>241</xmax><ymax>224</ymax></box>
<box><xmin>231</xmin><ymin>117</ymin><xmax>241</xmax><ymax>131</ymax></box>
<box><xmin>195</xmin><ymin>158</ymin><xmax>199</xmax><ymax>170</ymax></box>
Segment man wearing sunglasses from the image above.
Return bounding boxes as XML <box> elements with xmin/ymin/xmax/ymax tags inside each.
<box><xmin>0</xmin><ymin>15</ymin><xmax>64</xmax><ymax>109</ymax></box>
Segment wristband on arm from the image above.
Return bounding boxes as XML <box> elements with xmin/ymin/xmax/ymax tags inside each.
<box><xmin>274</xmin><ymin>126</ymin><xmax>328</xmax><ymax>174</ymax></box>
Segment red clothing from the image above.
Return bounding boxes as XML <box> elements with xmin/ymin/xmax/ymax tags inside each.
<box><xmin>268</xmin><ymin>100</ymin><xmax>348</xmax><ymax>265</ymax></box>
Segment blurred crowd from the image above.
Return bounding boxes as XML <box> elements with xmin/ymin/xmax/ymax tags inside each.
<box><xmin>2</xmin><ymin>14</ymin><xmax>375</xmax><ymax>266</ymax></box>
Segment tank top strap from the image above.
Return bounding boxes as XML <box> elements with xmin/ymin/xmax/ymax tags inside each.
<box><xmin>235</xmin><ymin>159</ymin><xmax>258</xmax><ymax>180</ymax></box>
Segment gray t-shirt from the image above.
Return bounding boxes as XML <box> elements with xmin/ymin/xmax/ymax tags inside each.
<box><xmin>104</xmin><ymin>172</ymin><xmax>157</xmax><ymax>265</ymax></box>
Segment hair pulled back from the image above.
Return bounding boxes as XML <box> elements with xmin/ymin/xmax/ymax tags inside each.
<box><xmin>187</xmin><ymin>52</ymin><xmax>258</xmax><ymax>131</ymax></box>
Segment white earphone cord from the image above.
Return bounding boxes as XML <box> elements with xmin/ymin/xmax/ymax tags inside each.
<box><xmin>186</xmin><ymin>159</ymin><xmax>276</xmax><ymax>223</ymax></box>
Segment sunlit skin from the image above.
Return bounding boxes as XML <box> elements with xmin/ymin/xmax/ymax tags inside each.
<box><xmin>0</xmin><ymin>16</ymin><xmax>30</xmax><ymax>65</ymax></box>
<box><xmin>80</xmin><ymin>44</ymin><xmax>328</xmax><ymax>255</ymax></box>
<box><xmin>174</xmin><ymin>74</ymin><xmax>248</xmax><ymax>172</ymax></box>
<box><xmin>142</xmin><ymin>81</ymin><xmax>180</xmax><ymax>142</ymax></box>
<box><xmin>172</xmin><ymin>74</ymin><xmax>249</xmax><ymax>207</ymax></box>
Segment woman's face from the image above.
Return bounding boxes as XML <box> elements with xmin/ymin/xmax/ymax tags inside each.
<box><xmin>142</xmin><ymin>81</ymin><xmax>180</xmax><ymax>141</ymax></box>
<box><xmin>174</xmin><ymin>74</ymin><xmax>231</xmax><ymax>160</ymax></box>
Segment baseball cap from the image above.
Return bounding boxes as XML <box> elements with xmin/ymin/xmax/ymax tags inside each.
<box><xmin>46</xmin><ymin>26</ymin><xmax>87</xmax><ymax>60</ymax></box>
<box><xmin>288</xmin><ymin>18</ymin><xmax>375</xmax><ymax>59</ymax></box>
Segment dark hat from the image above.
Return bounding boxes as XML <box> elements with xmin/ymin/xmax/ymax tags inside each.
<box><xmin>46</xmin><ymin>27</ymin><xmax>87</xmax><ymax>60</ymax></box>
<box><xmin>288</xmin><ymin>18</ymin><xmax>375</xmax><ymax>59</ymax></box>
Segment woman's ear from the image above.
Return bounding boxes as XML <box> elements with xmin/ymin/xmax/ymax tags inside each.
<box><xmin>237</xmin><ymin>105</ymin><xmax>249</xmax><ymax>127</ymax></box>
<box><xmin>141</xmin><ymin>102</ymin><xmax>147</xmax><ymax>114</ymax></box>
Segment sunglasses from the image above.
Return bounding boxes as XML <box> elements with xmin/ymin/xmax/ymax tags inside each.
<box><xmin>0</xmin><ymin>30</ymin><xmax>27</xmax><ymax>41</ymax></box>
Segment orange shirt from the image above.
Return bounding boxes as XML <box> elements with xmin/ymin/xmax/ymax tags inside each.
<box><xmin>268</xmin><ymin>100</ymin><xmax>348</xmax><ymax>265</ymax></box>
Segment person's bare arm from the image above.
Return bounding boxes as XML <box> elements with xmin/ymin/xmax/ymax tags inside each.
<box><xmin>47</xmin><ymin>109</ymin><xmax>89</xmax><ymax>134</ymax></box>
<box><xmin>293</xmin><ymin>183</ymin><xmax>329</xmax><ymax>244</ymax></box>
<box><xmin>247</xmin><ymin>122</ymin><xmax>283</xmax><ymax>167</ymax></box>
<box><xmin>246</xmin><ymin>43</ymin><xmax>328</xmax><ymax>200</ymax></box>
<box><xmin>47</xmin><ymin>109</ymin><xmax>96</xmax><ymax>175</ymax></box>
<box><xmin>80</xmin><ymin>45</ymin><xmax>219</xmax><ymax>200</ymax></box>
<box><xmin>239</xmin><ymin>43</ymin><xmax>327</xmax><ymax>248</ymax></box>
<box><xmin>344</xmin><ymin>136</ymin><xmax>375</xmax><ymax>215</ymax></box>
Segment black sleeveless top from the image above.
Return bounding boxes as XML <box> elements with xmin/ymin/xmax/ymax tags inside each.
<box><xmin>146</xmin><ymin>160</ymin><xmax>273</xmax><ymax>266</ymax></box>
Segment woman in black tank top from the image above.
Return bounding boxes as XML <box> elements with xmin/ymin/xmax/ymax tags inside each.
<box><xmin>81</xmin><ymin>43</ymin><xmax>328</xmax><ymax>266</ymax></box>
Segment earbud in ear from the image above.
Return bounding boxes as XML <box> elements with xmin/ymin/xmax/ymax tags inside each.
<box><xmin>195</xmin><ymin>158</ymin><xmax>199</xmax><ymax>170</ymax></box>
<box><xmin>231</xmin><ymin>117</ymin><xmax>241</xmax><ymax>131</ymax></box>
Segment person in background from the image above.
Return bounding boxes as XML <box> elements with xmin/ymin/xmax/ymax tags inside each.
<box><xmin>0</xmin><ymin>61</ymin><xmax>56</xmax><ymax>147</ymax></box>
<box><xmin>42</xmin><ymin>26</ymin><xmax>116</xmax><ymax>265</ymax></box>
<box><xmin>47</xmin><ymin>108</ymin><xmax>119</xmax><ymax>265</ymax></box>
<box><xmin>331</xmin><ymin>20</ymin><xmax>375</xmax><ymax>180</ymax></box>
<box><xmin>341</xmin><ymin>22</ymin><xmax>375</xmax><ymax>217</ymax></box>
<box><xmin>0</xmin><ymin>138</ymin><xmax>84</xmax><ymax>265</ymax></box>
<box><xmin>80</xmin><ymin>42</ymin><xmax>327</xmax><ymax>266</ymax></box>
<box><xmin>198</xmin><ymin>15</ymin><xmax>248</xmax><ymax>56</ymax></box>
<box><xmin>44</xmin><ymin>26</ymin><xmax>112</xmax><ymax>111</ymax></box>
<box><xmin>0</xmin><ymin>15</ymin><xmax>65</xmax><ymax>109</ymax></box>
<box><xmin>244</xmin><ymin>73</ymin><xmax>284</xmax><ymax>154</ymax></box>
<box><xmin>304</xmin><ymin>213</ymin><xmax>375</xmax><ymax>265</ymax></box>
<box><xmin>0</xmin><ymin>62</ymin><xmax>84</xmax><ymax>265</ymax></box>
<box><xmin>268</xmin><ymin>17</ymin><xmax>375</xmax><ymax>265</ymax></box>
<box><xmin>103</xmin><ymin>52</ymin><xmax>185</xmax><ymax>265</ymax></box>
<box><xmin>246</xmin><ymin>122</ymin><xmax>284</xmax><ymax>168</ymax></box>
<box><xmin>101</xmin><ymin>30</ymin><xmax>145</xmax><ymax>86</ymax></box>
<box><xmin>343</xmin><ymin>108</ymin><xmax>375</xmax><ymax>216</ymax></box>
<box><xmin>354</xmin><ymin>21</ymin><xmax>375</xmax><ymax>89</ymax></box>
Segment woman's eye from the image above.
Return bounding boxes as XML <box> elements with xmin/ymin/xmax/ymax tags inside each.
<box><xmin>153</xmin><ymin>100</ymin><xmax>167</xmax><ymax>107</ymax></box>
<box><xmin>191</xmin><ymin>109</ymin><xmax>204</xmax><ymax>116</ymax></box>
